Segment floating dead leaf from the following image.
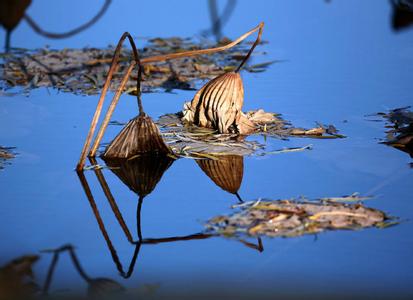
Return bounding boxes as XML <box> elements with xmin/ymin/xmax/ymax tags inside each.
<box><xmin>0</xmin><ymin>36</ymin><xmax>269</xmax><ymax>95</ymax></box>
<box><xmin>290</xmin><ymin>127</ymin><xmax>325</xmax><ymax>136</ymax></box>
<box><xmin>205</xmin><ymin>197</ymin><xmax>394</xmax><ymax>238</ymax></box>
<box><xmin>0</xmin><ymin>255</ymin><xmax>39</xmax><ymax>300</ymax></box>
<box><xmin>245</xmin><ymin>109</ymin><xmax>278</xmax><ymax>124</ymax></box>
<box><xmin>0</xmin><ymin>146</ymin><xmax>15</xmax><ymax>170</ymax></box>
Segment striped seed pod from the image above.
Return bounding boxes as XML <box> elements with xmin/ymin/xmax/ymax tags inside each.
<box><xmin>182</xmin><ymin>22</ymin><xmax>264</xmax><ymax>134</ymax></box>
<box><xmin>183</xmin><ymin>72</ymin><xmax>244</xmax><ymax>133</ymax></box>
<box><xmin>103</xmin><ymin>115</ymin><xmax>170</xmax><ymax>159</ymax></box>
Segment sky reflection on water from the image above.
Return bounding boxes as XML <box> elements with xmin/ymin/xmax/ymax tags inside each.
<box><xmin>0</xmin><ymin>0</ymin><xmax>413</xmax><ymax>298</ymax></box>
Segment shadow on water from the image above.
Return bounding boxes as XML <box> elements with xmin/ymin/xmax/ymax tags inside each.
<box><xmin>202</xmin><ymin>0</ymin><xmax>237</xmax><ymax>42</ymax></box>
<box><xmin>196</xmin><ymin>154</ymin><xmax>244</xmax><ymax>203</ymax></box>
<box><xmin>0</xmin><ymin>0</ymin><xmax>111</xmax><ymax>52</ymax></box>
<box><xmin>368</xmin><ymin>106</ymin><xmax>413</xmax><ymax>166</ymax></box>
<box><xmin>76</xmin><ymin>154</ymin><xmax>263</xmax><ymax>280</ymax></box>
<box><xmin>0</xmin><ymin>154</ymin><xmax>264</xmax><ymax>298</ymax></box>
<box><xmin>391</xmin><ymin>0</ymin><xmax>413</xmax><ymax>31</ymax></box>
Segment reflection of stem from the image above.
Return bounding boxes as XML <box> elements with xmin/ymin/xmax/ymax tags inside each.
<box><xmin>90</xmin><ymin>158</ymin><xmax>135</xmax><ymax>243</ymax></box>
<box><xmin>208</xmin><ymin>0</ymin><xmax>222</xmax><ymax>42</ymax></box>
<box><xmin>42</xmin><ymin>244</ymin><xmax>92</xmax><ymax>295</ymax></box>
<box><xmin>137</xmin><ymin>196</ymin><xmax>144</xmax><ymax>240</ymax></box>
<box><xmin>42</xmin><ymin>251</ymin><xmax>59</xmax><ymax>294</ymax></box>
<box><xmin>5</xmin><ymin>29</ymin><xmax>11</xmax><ymax>52</ymax></box>
<box><xmin>237</xmin><ymin>237</ymin><xmax>264</xmax><ymax>252</ymax></box>
<box><xmin>235</xmin><ymin>192</ymin><xmax>243</xmax><ymax>203</ymax></box>
<box><xmin>124</xmin><ymin>242</ymin><xmax>142</xmax><ymax>278</ymax></box>
<box><xmin>206</xmin><ymin>0</ymin><xmax>237</xmax><ymax>41</ymax></box>
<box><xmin>142</xmin><ymin>233</ymin><xmax>213</xmax><ymax>244</ymax></box>
<box><xmin>76</xmin><ymin>171</ymin><xmax>126</xmax><ymax>275</ymax></box>
<box><xmin>23</xmin><ymin>0</ymin><xmax>111</xmax><ymax>39</ymax></box>
<box><xmin>77</xmin><ymin>167</ymin><xmax>264</xmax><ymax>281</ymax></box>
<box><xmin>66</xmin><ymin>246</ymin><xmax>92</xmax><ymax>282</ymax></box>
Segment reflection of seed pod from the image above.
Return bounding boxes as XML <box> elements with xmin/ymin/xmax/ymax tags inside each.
<box><xmin>185</xmin><ymin>72</ymin><xmax>244</xmax><ymax>134</ymax></box>
<box><xmin>103</xmin><ymin>154</ymin><xmax>174</xmax><ymax>198</ymax></box>
<box><xmin>196</xmin><ymin>155</ymin><xmax>243</xmax><ymax>194</ymax></box>
<box><xmin>104</xmin><ymin>115</ymin><xmax>170</xmax><ymax>159</ymax></box>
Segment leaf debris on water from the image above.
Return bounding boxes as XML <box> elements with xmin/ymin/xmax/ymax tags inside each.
<box><xmin>205</xmin><ymin>196</ymin><xmax>394</xmax><ymax>238</ymax></box>
<box><xmin>0</xmin><ymin>146</ymin><xmax>16</xmax><ymax>170</ymax></box>
<box><xmin>152</xmin><ymin>110</ymin><xmax>344</xmax><ymax>158</ymax></box>
<box><xmin>0</xmin><ymin>37</ymin><xmax>272</xmax><ymax>95</ymax></box>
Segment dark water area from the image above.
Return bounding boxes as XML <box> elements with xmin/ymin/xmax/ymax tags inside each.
<box><xmin>0</xmin><ymin>1</ymin><xmax>413</xmax><ymax>299</ymax></box>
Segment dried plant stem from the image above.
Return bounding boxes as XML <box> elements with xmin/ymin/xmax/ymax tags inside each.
<box><xmin>309</xmin><ymin>211</ymin><xmax>367</xmax><ymax>220</ymax></box>
<box><xmin>235</xmin><ymin>22</ymin><xmax>264</xmax><ymax>72</ymax></box>
<box><xmin>76</xmin><ymin>32</ymin><xmax>140</xmax><ymax>170</ymax></box>
<box><xmin>141</xmin><ymin>23</ymin><xmax>263</xmax><ymax>63</ymax></box>
<box><xmin>76</xmin><ymin>23</ymin><xmax>263</xmax><ymax>169</ymax></box>
<box><xmin>84</xmin><ymin>23</ymin><xmax>264</xmax><ymax>66</ymax></box>
<box><xmin>88</xmin><ymin>61</ymin><xmax>136</xmax><ymax>157</ymax></box>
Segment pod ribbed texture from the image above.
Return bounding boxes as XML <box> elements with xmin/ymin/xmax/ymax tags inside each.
<box><xmin>103</xmin><ymin>155</ymin><xmax>174</xmax><ymax>197</ymax></box>
<box><xmin>184</xmin><ymin>72</ymin><xmax>244</xmax><ymax>133</ymax></box>
<box><xmin>103</xmin><ymin>115</ymin><xmax>170</xmax><ymax>159</ymax></box>
<box><xmin>196</xmin><ymin>155</ymin><xmax>243</xmax><ymax>194</ymax></box>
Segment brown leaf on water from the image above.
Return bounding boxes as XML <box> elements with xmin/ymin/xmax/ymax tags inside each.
<box><xmin>290</xmin><ymin>127</ymin><xmax>325</xmax><ymax>136</ymax></box>
<box><xmin>206</xmin><ymin>197</ymin><xmax>394</xmax><ymax>238</ymax></box>
<box><xmin>0</xmin><ymin>146</ymin><xmax>16</xmax><ymax>170</ymax></box>
<box><xmin>0</xmin><ymin>255</ymin><xmax>39</xmax><ymax>300</ymax></box>
<box><xmin>0</xmin><ymin>37</ymin><xmax>267</xmax><ymax>94</ymax></box>
<box><xmin>245</xmin><ymin>109</ymin><xmax>277</xmax><ymax>124</ymax></box>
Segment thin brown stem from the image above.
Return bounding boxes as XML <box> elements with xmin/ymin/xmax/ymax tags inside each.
<box><xmin>82</xmin><ymin>23</ymin><xmax>261</xmax><ymax>68</ymax></box>
<box><xmin>76</xmin><ymin>23</ymin><xmax>263</xmax><ymax>170</ymax></box>
<box><xmin>140</xmin><ymin>23</ymin><xmax>262</xmax><ymax>64</ymax></box>
<box><xmin>88</xmin><ymin>61</ymin><xmax>136</xmax><ymax>157</ymax></box>
<box><xmin>76</xmin><ymin>32</ymin><xmax>140</xmax><ymax>170</ymax></box>
<box><xmin>235</xmin><ymin>22</ymin><xmax>264</xmax><ymax>73</ymax></box>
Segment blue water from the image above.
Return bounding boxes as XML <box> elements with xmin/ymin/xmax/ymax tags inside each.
<box><xmin>0</xmin><ymin>1</ymin><xmax>412</xmax><ymax>298</ymax></box>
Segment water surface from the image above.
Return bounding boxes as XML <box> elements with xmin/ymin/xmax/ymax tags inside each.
<box><xmin>0</xmin><ymin>1</ymin><xmax>412</xmax><ymax>299</ymax></box>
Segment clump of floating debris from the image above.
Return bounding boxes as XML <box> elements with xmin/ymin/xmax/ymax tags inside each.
<box><xmin>205</xmin><ymin>195</ymin><xmax>395</xmax><ymax>238</ymax></box>
<box><xmin>0</xmin><ymin>146</ymin><xmax>15</xmax><ymax>170</ymax></box>
<box><xmin>152</xmin><ymin>110</ymin><xmax>345</xmax><ymax>158</ymax></box>
<box><xmin>0</xmin><ymin>37</ymin><xmax>272</xmax><ymax>95</ymax></box>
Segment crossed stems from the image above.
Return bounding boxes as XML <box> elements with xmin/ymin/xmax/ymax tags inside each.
<box><xmin>76</xmin><ymin>22</ymin><xmax>264</xmax><ymax>171</ymax></box>
<box><xmin>75</xmin><ymin>160</ymin><xmax>263</xmax><ymax>278</ymax></box>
